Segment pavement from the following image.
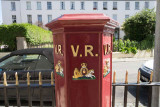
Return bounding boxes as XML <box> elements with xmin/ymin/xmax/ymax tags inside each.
<box><xmin>113</xmin><ymin>57</ymin><xmax>153</xmax><ymax>62</ymax></box>
<box><xmin>115</xmin><ymin>103</ymin><xmax>147</xmax><ymax>107</ymax></box>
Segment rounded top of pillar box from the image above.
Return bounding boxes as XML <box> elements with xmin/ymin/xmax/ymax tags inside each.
<box><xmin>46</xmin><ymin>14</ymin><xmax>119</xmax><ymax>33</ymax></box>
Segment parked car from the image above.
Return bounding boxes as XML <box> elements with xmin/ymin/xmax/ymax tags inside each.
<box><xmin>139</xmin><ymin>59</ymin><xmax>153</xmax><ymax>82</ymax></box>
<box><xmin>0</xmin><ymin>48</ymin><xmax>54</xmax><ymax>101</ymax></box>
<box><xmin>0</xmin><ymin>45</ymin><xmax>8</xmax><ymax>49</ymax></box>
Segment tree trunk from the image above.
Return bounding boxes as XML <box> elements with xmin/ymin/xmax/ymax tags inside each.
<box><xmin>152</xmin><ymin>0</ymin><xmax>160</xmax><ymax>107</ymax></box>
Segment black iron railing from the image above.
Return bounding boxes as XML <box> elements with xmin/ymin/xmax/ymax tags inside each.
<box><xmin>0</xmin><ymin>71</ymin><xmax>158</xmax><ymax>107</ymax></box>
<box><xmin>1</xmin><ymin>72</ymin><xmax>55</xmax><ymax>107</ymax></box>
<box><xmin>112</xmin><ymin>71</ymin><xmax>155</xmax><ymax>107</ymax></box>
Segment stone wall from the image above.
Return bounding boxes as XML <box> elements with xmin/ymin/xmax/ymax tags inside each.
<box><xmin>113</xmin><ymin>50</ymin><xmax>154</xmax><ymax>58</ymax></box>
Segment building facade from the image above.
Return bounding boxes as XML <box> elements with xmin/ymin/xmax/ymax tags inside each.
<box><xmin>1</xmin><ymin>0</ymin><xmax>156</xmax><ymax>38</ymax></box>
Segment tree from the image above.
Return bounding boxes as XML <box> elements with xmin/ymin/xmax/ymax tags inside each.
<box><xmin>152</xmin><ymin>0</ymin><xmax>160</xmax><ymax>106</ymax></box>
<box><xmin>122</xmin><ymin>9</ymin><xmax>156</xmax><ymax>42</ymax></box>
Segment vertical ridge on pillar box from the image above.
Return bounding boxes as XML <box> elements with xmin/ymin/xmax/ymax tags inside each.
<box><xmin>46</xmin><ymin>14</ymin><xmax>119</xmax><ymax>107</ymax></box>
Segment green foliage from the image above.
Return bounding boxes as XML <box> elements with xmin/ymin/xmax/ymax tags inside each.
<box><xmin>138</xmin><ymin>35</ymin><xmax>154</xmax><ymax>50</ymax></box>
<box><xmin>124</xmin><ymin>39</ymin><xmax>131</xmax><ymax>47</ymax></box>
<box><xmin>113</xmin><ymin>36</ymin><xmax>115</xmax><ymax>42</ymax></box>
<box><xmin>118</xmin><ymin>39</ymin><xmax>125</xmax><ymax>49</ymax></box>
<box><xmin>113</xmin><ymin>40</ymin><xmax>118</xmax><ymax>51</ymax></box>
<box><xmin>130</xmin><ymin>41</ymin><xmax>138</xmax><ymax>47</ymax></box>
<box><xmin>122</xmin><ymin>9</ymin><xmax>156</xmax><ymax>42</ymax></box>
<box><xmin>131</xmin><ymin>47</ymin><xmax>138</xmax><ymax>54</ymax></box>
<box><xmin>120</xmin><ymin>47</ymin><xmax>130</xmax><ymax>54</ymax></box>
<box><xmin>113</xmin><ymin>39</ymin><xmax>138</xmax><ymax>54</ymax></box>
<box><xmin>123</xmin><ymin>35</ymin><xmax>129</xmax><ymax>40</ymax></box>
<box><xmin>0</xmin><ymin>23</ymin><xmax>52</xmax><ymax>51</ymax></box>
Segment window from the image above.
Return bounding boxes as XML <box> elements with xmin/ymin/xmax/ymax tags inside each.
<box><xmin>27</xmin><ymin>15</ymin><xmax>32</xmax><ymax>24</ymax></box>
<box><xmin>26</xmin><ymin>1</ymin><xmax>31</xmax><ymax>10</ymax></box>
<box><xmin>11</xmin><ymin>2</ymin><xmax>16</xmax><ymax>11</ymax></box>
<box><xmin>70</xmin><ymin>2</ymin><xmax>75</xmax><ymax>10</ymax></box>
<box><xmin>38</xmin><ymin>15</ymin><xmax>42</xmax><ymax>23</ymax></box>
<box><xmin>35</xmin><ymin>55</ymin><xmax>53</xmax><ymax>70</ymax></box>
<box><xmin>37</xmin><ymin>2</ymin><xmax>41</xmax><ymax>10</ymax></box>
<box><xmin>103</xmin><ymin>2</ymin><xmax>107</xmax><ymax>10</ymax></box>
<box><xmin>60</xmin><ymin>2</ymin><xmax>65</xmax><ymax>10</ymax></box>
<box><xmin>135</xmin><ymin>2</ymin><xmax>139</xmax><ymax>10</ymax></box>
<box><xmin>80</xmin><ymin>2</ymin><xmax>85</xmax><ymax>10</ymax></box>
<box><xmin>125</xmin><ymin>15</ymin><xmax>129</xmax><ymax>19</ymax></box>
<box><xmin>113</xmin><ymin>14</ymin><xmax>117</xmax><ymax>21</ymax></box>
<box><xmin>125</xmin><ymin>2</ymin><xmax>130</xmax><ymax>10</ymax></box>
<box><xmin>0</xmin><ymin>54</ymin><xmax>53</xmax><ymax>71</ymax></box>
<box><xmin>38</xmin><ymin>15</ymin><xmax>42</xmax><ymax>26</ymax></box>
<box><xmin>93</xmin><ymin>2</ymin><xmax>98</xmax><ymax>10</ymax></box>
<box><xmin>145</xmin><ymin>2</ymin><xmax>149</xmax><ymax>9</ymax></box>
<box><xmin>12</xmin><ymin>15</ymin><xmax>16</xmax><ymax>23</ymax></box>
<box><xmin>114</xmin><ymin>30</ymin><xmax>119</xmax><ymax>40</ymax></box>
<box><xmin>47</xmin><ymin>2</ymin><xmax>52</xmax><ymax>10</ymax></box>
<box><xmin>113</xmin><ymin>2</ymin><xmax>117</xmax><ymax>10</ymax></box>
<box><xmin>48</xmin><ymin>15</ymin><xmax>52</xmax><ymax>22</ymax></box>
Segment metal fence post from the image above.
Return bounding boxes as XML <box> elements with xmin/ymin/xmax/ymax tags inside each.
<box><xmin>3</xmin><ymin>72</ymin><xmax>9</xmax><ymax>107</ymax></box>
<box><xmin>135</xmin><ymin>70</ymin><xmax>140</xmax><ymax>107</ymax></box>
<box><xmin>148</xmin><ymin>71</ymin><xmax>153</xmax><ymax>107</ymax></box>
<box><xmin>27</xmin><ymin>72</ymin><xmax>32</xmax><ymax>107</ymax></box>
<box><xmin>112</xmin><ymin>71</ymin><xmax>116</xmax><ymax>107</ymax></box>
<box><xmin>39</xmin><ymin>72</ymin><xmax>43</xmax><ymax>107</ymax></box>
<box><xmin>51</xmin><ymin>72</ymin><xmax>55</xmax><ymax>107</ymax></box>
<box><xmin>124</xmin><ymin>70</ymin><xmax>128</xmax><ymax>107</ymax></box>
<box><xmin>15</xmin><ymin>72</ymin><xmax>21</xmax><ymax>107</ymax></box>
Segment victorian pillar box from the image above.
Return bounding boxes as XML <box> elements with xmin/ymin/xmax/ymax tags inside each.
<box><xmin>46</xmin><ymin>14</ymin><xmax>119</xmax><ymax>107</ymax></box>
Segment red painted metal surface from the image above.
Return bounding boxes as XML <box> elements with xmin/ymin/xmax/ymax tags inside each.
<box><xmin>46</xmin><ymin>14</ymin><xmax>119</xmax><ymax>107</ymax></box>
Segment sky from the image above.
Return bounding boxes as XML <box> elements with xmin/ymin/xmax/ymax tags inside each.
<box><xmin>0</xmin><ymin>0</ymin><xmax>2</xmax><ymax>24</ymax></box>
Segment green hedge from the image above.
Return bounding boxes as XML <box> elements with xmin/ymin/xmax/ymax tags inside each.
<box><xmin>113</xmin><ymin>39</ymin><xmax>138</xmax><ymax>54</ymax></box>
<box><xmin>0</xmin><ymin>23</ymin><xmax>52</xmax><ymax>51</ymax></box>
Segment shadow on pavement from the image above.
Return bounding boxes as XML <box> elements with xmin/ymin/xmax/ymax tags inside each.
<box><xmin>128</xmin><ymin>86</ymin><xmax>149</xmax><ymax>106</ymax></box>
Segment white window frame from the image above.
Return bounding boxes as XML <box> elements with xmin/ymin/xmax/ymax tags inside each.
<box><xmin>27</xmin><ymin>15</ymin><xmax>32</xmax><ymax>24</ymax></box>
<box><xmin>135</xmin><ymin>2</ymin><xmax>140</xmax><ymax>10</ymax></box>
<box><xmin>125</xmin><ymin>15</ymin><xmax>129</xmax><ymax>19</ymax></box>
<box><xmin>12</xmin><ymin>15</ymin><xmax>16</xmax><ymax>23</ymax></box>
<box><xmin>38</xmin><ymin>15</ymin><xmax>42</xmax><ymax>23</ymax></box>
<box><xmin>60</xmin><ymin>2</ymin><xmax>65</xmax><ymax>10</ymax></box>
<box><xmin>113</xmin><ymin>2</ymin><xmax>117</xmax><ymax>10</ymax></box>
<box><xmin>103</xmin><ymin>2</ymin><xmax>107</xmax><ymax>10</ymax></box>
<box><xmin>70</xmin><ymin>2</ymin><xmax>75</xmax><ymax>10</ymax></box>
<box><xmin>80</xmin><ymin>2</ymin><xmax>85</xmax><ymax>10</ymax></box>
<box><xmin>113</xmin><ymin>14</ymin><xmax>117</xmax><ymax>21</ymax></box>
<box><xmin>125</xmin><ymin>2</ymin><xmax>130</xmax><ymax>10</ymax></box>
<box><xmin>37</xmin><ymin>2</ymin><xmax>41</xmax><ymax>10</ymax></box>
<box><xmin>48</xmin><ymin>15</ymin><xmax>52</xmax><ymax>23</ymax></box>
<box><xmin>93</xmin><ymin>2</ymin><xmax>98</xmax><ymax>10</ymax></box>
<box><xmin>47</xmin><ymin>2</ymin><xmax>52</xmax><ymax>10</ymax></box>
<box><xmin>11</xmin><ymin>2</ymin><xmax>16</xmax><ymax>11</ymax></box>
<box><xmin>26</xmin><ymin>1</ymin><xmax>31</xmax><ymax>10</ymax></box>
<box><xmin>145</xmin><ymin>2</ymin><xmax>149</xmax><ymax>9</ymax></box>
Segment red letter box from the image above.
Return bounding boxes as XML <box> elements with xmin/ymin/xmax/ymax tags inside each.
<box><xmin>46</xmin><ymin>14</ymin><xmax>119</xmax><ymax>107</ymax></box>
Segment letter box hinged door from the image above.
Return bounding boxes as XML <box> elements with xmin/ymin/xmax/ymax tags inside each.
<box><xmin>66</xmin><ymin>33</ymin><xmax>100</xmax><ymax>107</ymax></box>
<box><xmin>46</xmin><ymin>14</ymin><xmax>119</xmax><ymax>107</ymax></box>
